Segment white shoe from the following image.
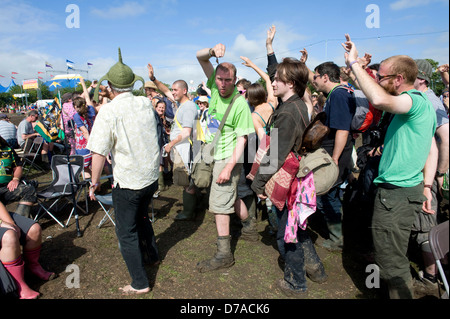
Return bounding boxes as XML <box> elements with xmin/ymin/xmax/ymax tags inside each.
<box><xmin>153</xmin><ymin>190</ymin><xmax>160</xmax><ymax>198</ymax></box>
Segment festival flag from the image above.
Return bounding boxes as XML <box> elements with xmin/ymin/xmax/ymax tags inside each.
<box><xmin>87</xmin><ymin>62</ymin><xmax>93</xmax><ymax>68</ymax></box>
<box><xmin>38</xmin><ymin>76</ymin><xmax>43</xmax><ymax>79</ymax></box>
<box><xmin>11</xmin><ymin>77</ymin><xmax>16</xmax><ymax>79</ymax></box>
<box><xmin>66</xmin><ymin>59</ymin><xmax>74</xmax><ymax>64</ymax></box>
<box><xmin>67</xmin><ymin>65</ymin><xmax>74</xmax><ymax>70</ymax></box>
<box><xmin>0</xmin><ymin>75</ymin><xmax>4</xmax><ymax>77</ymax></box>
<box><xmin>45</xmin><ymin>62</ymin><xmax>53</xmax><ymax>68</ymax></box>
<box><xmin>11</xmin><ymin>72</ymin><xmax>18</xmax><ymax>74</ymax></box>
<box><xmin>38</xmin><ymin>72</ymin><xmax>44</xmax><ymax>74</ymax></box>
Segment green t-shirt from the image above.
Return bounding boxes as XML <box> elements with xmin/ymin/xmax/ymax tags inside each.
<box><xmin>0</xmin><ymin>145</ymin><xmax>19</xmax><ymax>184</ymax></box>
<box><xmin>206</xmin><ymin>70</ymin><xmax>255</xmax><ymax>160</ymax></box>
<box><xmin>374</xmin><ymin>89</ymin><xmax>437</xmax><ymax>187</ymax></box>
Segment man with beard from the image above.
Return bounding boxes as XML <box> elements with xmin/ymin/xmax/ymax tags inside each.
<box><xmin>342</xmin><ymin>35</ymin><xmax>436</xmax><ymax>299</ymax></box>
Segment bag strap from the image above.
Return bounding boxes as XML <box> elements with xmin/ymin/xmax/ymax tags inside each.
<box><xmin>210</xmin><ymin>93</ymin><xmax>240</xmax><ymax>147</ymax></box>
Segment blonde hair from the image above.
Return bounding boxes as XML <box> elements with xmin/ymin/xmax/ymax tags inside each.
<box><xmin>381</xmin><ymin>55</ymin><xmax>418</xmax><ymax>85</ymax></box>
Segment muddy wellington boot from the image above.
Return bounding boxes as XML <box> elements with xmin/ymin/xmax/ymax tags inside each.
<box><xmin>15</xmin><ymin>204</ymin><xmax>32</xmax><ymax>219</ymax></box>
<box><xmin>321</xmin><ymin>221</ymin><xmax>343</xmax><ymax>252</ymax></box>
<box><xmin>239</xmin><ymin>195</ymin><xmax>258</xmax><ymax>241</ymax></box>
<box><xmin>175</xmin><ymin>190</ymin><xmax>197</xmax><ymax>221</ymax></box>
<box><xmin>158</xmin><ymin>171</ymin><xmax>165</xmax><ymax>191</ymax></box>
<box><xmin>196</xmin><ymin>236</ymin><xmax>235</xmax><ymax>273</ymax></box>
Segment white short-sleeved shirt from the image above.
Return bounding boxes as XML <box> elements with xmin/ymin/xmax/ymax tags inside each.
<box><xmin>87</xmin><ymin>92</ymin><xmax>160</xmax><ymax>190</ymax></box>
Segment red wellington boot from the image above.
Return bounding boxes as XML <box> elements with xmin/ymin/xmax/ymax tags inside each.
<box><xmin>23</xmin><ymin>246</ymin><xmax>56</xmax><ymax>281</ymax></box>
<box><xmin>4</xmin><ymin>257</ymin><xmax>40</xmax><ymax>299</ymax></box>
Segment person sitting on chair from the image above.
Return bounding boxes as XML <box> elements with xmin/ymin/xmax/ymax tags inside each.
<box><xmin>0</xmin><ymin>201</ymin><xmax>55</xmax><ymax>299</ymax></box>
<box><xmin>0</xmin><ymin>137</ymin><xmax>37</xmax><ymax>218</ymax></box>
<box><xmin>16</xmin><ymin>110</ymin><xmax>53</xmax><ymax>163</ymax></box>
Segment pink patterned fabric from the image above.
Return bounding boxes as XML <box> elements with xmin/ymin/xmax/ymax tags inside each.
<box><xmin>264</xmin><ymin>152</ymin><xmax>300</xmax><ymax>211</ymax></box>
<box><xmin>284</xmin><ymin>172</ymin><xmax>317</xmax><ymax>244</ymax></box>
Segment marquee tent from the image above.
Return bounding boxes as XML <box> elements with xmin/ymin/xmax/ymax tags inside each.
<box><xmin>43</xmin><ymin>74</ymin><xmax>82</xmax><ymax>91</ymax></box>
<box><xmin>0</xmin><ymin>79</ymin><xmax>18</xmax><ymax>93</ymax></box>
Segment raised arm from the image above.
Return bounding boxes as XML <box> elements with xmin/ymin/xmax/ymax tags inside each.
<box><xmin>197</xmin><ymin>43</ymin><xmax>226</xmax><ymax>80</ymax></box>
<box><xmin>437</xmin><ymin>64</ymin><xmax>449</xmax><ymax>88</ymax></box>
<box><xmin>79</xmin><ymin>77</ymin><xmax>93</xmax><ymax>107</ymax></box>
<box><xmin>342</xmin><ymin>34</ymin><xmax>413</xmax><ymax>114</ymax></box>
<box><xmin>241</xmin><ymin>56</ymin><xmax>277</xmax><ymax>107</ymax></box>
<box><xmin>147</xmin><ymin>63</ymin><xmax>174</xmax><ymax>101</ymax></box>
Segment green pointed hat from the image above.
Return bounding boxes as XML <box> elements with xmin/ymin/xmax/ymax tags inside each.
<box><xmin>94</xmin><ymin>48</ymin><xmax>145</xmax><ymax>102</ymax></box>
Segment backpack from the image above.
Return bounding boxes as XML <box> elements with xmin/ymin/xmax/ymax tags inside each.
<box><xmin>335</xmin><ymin>85</ymin><xmax>376</xmax><ymax>133</ymax></box>
<box><xmin>351</xmin><ymin>89</ymin><xmax>373</xmax><ymax>132</ymax></box>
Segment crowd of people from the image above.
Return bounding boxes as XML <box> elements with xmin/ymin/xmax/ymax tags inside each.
<box><xmin>0</xmin><ymin>26</ymin><xmax>449</xmax><ymax>299</ymax></box>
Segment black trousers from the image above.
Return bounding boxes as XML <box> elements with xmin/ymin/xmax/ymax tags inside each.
<box><xmin>112</xmin><ymin>181</ymin><xmax>158</xmax><ymax>290</ymax></box>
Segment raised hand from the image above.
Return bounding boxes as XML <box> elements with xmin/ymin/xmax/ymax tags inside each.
<box><xmin>212</xmin><ymin>43</ymin><xmax>226</xmax><ymax>58</ymax></box>
<box><xmin>266</xmin><ymin>25</ymin><xmax>276</xmax><ymax>46</ymax></box>
<box><xmin>240</xmin><ymin>56</ymin><xmax>254</xmax><ymax>68</ymax></box>
<box><xmin>299</xmin><ymin>48</ymin><xmax>308</xmax><ymax>63</ymax></box>
<box><xmin>147</xmin><ymin>63</ymin><xmax>155</xmax><ymax>79</ymax></box>
<box><xmin>342</xmin><ymin>33</ymin><xmax>359</xmax><ymax>67</ymax></box>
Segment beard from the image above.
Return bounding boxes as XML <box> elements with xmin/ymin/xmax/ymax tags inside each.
<box><xmin>382</xmin><ymin>78</ymin><xmax>398</xmax><ymax>96</ymax></box>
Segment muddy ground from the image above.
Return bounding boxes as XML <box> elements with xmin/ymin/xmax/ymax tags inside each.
<box><xmin>3</xmin><ymin>112</ymin><xmax>447</xmax><ymax>309</ymax></box>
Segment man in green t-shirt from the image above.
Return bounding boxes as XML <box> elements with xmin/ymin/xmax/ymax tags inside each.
<box><xmin>343</xmin><ymin>35</ymin><xmax>436</xmax><ymax>299</ymax></box>
<box><xmin>0</xmin><ymin>137</ymin><xmax>37</xmax><ymax>218</ymax></box>
<box><xmin>196</xmin><ymin>43</ymin><xmax>255</xmax><ymax>272</ymax></box>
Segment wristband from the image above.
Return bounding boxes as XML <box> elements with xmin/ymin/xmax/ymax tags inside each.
<box><xmin>349</xmin><ymin>60</ymin><xmax>359</xmax><ymax>68</ymax></box>
<box><xmin>424</xmin><ymin>184</ymin><xmax>432</xmax><ymax>189</ymax></box>
<box><xmin>90</xmin><ymin>182</ymin><xmax>99</xmax><ymax>188</ymax></box>
<box><xmin>209</xmin><ymin>48</ymin><xmax>215</xmax><ymax>58</ymax></box>
<box><xmin>150</xmin><ymin>76</ymin><xmax>156</xmax><ymax>82</ymax></box>
<box><xmin>13</xmin><ymin>177</ymin><xmax>20</xmax><ymax>181</ymax></box>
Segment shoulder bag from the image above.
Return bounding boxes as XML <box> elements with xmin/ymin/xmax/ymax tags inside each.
<box><xmin>191</xmin><ymin>94</ymin><xmax>240</xmax><ymax>188</ymax></box>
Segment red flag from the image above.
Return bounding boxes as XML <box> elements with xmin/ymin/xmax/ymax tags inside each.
<box><xmin>11</xmin><ymin>72</ymin><xmax>18</xmax><ymax>74</ymax></box>
<box><xmin>38</xmin><ymin>76</ymin><xmax>43</xmax><ymax>79</ymax></box>
<box><xmin>38</xmin><ymin>72</ymin><xmax>44</xmax><ymax>74</ymax></box>
<box><xmin>11</xmin><ymin>76</ymin><xmax>16</xmax><ymax>79</ymax></box>
<box><xmin>0</xmin><ymin>75</ymin><xmax>4</xmax><ymax>77</ymax></box>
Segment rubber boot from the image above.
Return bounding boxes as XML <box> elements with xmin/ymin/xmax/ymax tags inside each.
<box><xmin>321</xmin><ymin>221</ymin><xmax>343</xmax><ymax>252</ymax></box>
<box><xmin>4</xmin><ymin>257</ymin><xmax>40</xmax><ymax>299</ymax></box>
<box><xmin>196</xmin><ymin>236</ymin><xmax>235</xmax><ymax>273</ymax></box>
<box><xmin>175</xmin><ymin>190</ymin><xmax>197</xmax><ymax>221</ymax></box>
<box><xmin>23</xmin><ymin>246</ymin><xmax>56</xmax><ymax>281</ymax></box>
<box><xmin>240</xmin><ymin>217</ymin><xmax>258</xmax><ymax>242</ymax></box>
<box><xmin>240</xmin><ymin>195</ymin><xmax>258</xmax><ymax>241</ymax></box>
<box><xmin>15</xmin><ymin>204</ymin><xmax>32</xmax><ymax>219</ymax></box>
<box><xmin>302</xmin><ymin>238</ymin><xmax>328</xmax><ymax>283</ymax></box>
<box><xmin>158</xmin><ymin>171</ymin><xmax>165</xmax><ymax>192</ymax></box>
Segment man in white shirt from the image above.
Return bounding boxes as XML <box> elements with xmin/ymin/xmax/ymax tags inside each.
<box><xmin>88</xmin><ymin>49</ymin><xmax>160</xmax><ymax>295</ymax></box>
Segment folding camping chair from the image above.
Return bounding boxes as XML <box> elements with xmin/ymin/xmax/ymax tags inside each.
<box><xmin>429</xmin><ymin>220</ymin><xmax>449</xmax><ymax>299</ymax></box>
<box><xmin>95</xmin><ymin>193</ymin><xmax>115</xmax><ymax>228</ymax></box>
<box><xmin>18</xmin><ymin>137</ymin><xmax>45</xmax><ymax>176</ymax></box>
<box><xmin>34</xmin><ymin>155</ymin><xmax>88</xmax><ymax>228</ymax></box>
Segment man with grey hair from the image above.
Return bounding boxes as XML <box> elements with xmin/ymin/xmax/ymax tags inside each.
<box><xmin>88</xmin><ymin>49</ymin><xmax>160</xmax><ymax>295</ymax></box>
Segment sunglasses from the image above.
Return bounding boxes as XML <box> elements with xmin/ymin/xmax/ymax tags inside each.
<box><xmin>376</xmin><ymin>73</ymin><xmax>396</xmax><ymax>81</ymax></box>
<box><xmin>313</xmin><ymin>74</ymin><xmax>322</xmax><ymax>80</ymax></box>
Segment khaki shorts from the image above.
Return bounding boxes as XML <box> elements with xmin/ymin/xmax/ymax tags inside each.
<box><xmin>209</xmin><ymin>160</ymin><xmax>242</xmax><ymax>215</ymax></box>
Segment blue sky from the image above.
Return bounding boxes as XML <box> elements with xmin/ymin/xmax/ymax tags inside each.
<box><xmin>0</xmin><ymin>0</ymin><xmax>448</xmax><ymax>91</ymax></box>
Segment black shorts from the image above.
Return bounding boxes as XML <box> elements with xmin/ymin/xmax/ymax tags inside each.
<box><xmin>0</xmin><ymin>212</ymin><xmax>36</xmax><ymax>246</ymax></box>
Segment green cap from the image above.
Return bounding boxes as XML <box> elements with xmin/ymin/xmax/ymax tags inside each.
<box><xmin>94</xmin><ymin>48</ymin><xmax>144</xmax><ymax>102</ymax></box>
